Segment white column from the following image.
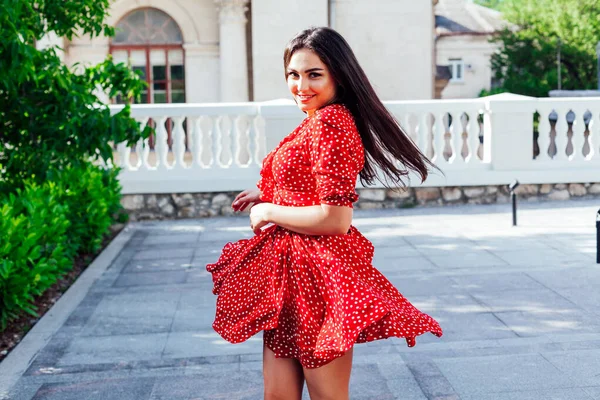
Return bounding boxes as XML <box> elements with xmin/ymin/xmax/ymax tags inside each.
<box><xmin>215</xmin><ymin>0</ymin><xmax>249</xmax><ymax>102</ymax></box>
<box><xmin>484</xmin><ymin>93</ymin><xmax>537</xmax><ymax>170</ymax></box>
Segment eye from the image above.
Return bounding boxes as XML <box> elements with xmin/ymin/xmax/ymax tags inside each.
<box><xmin>309</xmin><ymin>72</ymin><xmax>321</xmax><ymax>78</ymax></box>
<box><xmin>287</xmin><ymin>71</ymin><xmax>299</xmax><ymax>78</ymax></box>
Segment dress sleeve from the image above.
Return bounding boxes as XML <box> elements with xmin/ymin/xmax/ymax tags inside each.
<box><xmin>309</xmin><ymin>114</ymin><xmax>364</xmax><ymax>207</ymax></box>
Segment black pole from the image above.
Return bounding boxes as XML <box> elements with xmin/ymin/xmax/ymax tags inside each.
<box><xmin>512</xmin><ymin>193</ymin><xmax>517</xmax><ymax>226</ymax></box>
<box><xmin>596</xmin><ymin>208</ymin><xmax>600</xmax><ymax>264</ymax></box>
<box><xmin>508</xmin><ymin>180</ymin><xmax>519</xmax><ymax>227</ymax></box>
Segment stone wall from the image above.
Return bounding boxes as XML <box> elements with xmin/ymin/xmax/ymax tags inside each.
<box><xmin>121</xmin><ymin>183</ymin><xmax>600</xmax><ymax>221</ymax></box>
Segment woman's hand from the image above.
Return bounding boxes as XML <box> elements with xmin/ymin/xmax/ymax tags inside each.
<box><xmin>249</xmin><ymin>203</ymin><xmax>271</xmax><ymax>235</ymax></box>
<box><xmin>232</xmin><ymin>189</ymin><xmax>262</xmax><ymax>212</ymax></box>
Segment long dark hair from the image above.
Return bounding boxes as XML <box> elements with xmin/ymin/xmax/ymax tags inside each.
<box><xmin>283</xmin><ymin>27</ymin><xmax>437</xmax><ymax>187</ymax></box>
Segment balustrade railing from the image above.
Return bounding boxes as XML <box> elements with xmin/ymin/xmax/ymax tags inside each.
<box><xmin>109</xmin><ymin>94</ymin><xmax>600</xmax><ymax>194</ymax></box>
<box><xmin>535</xmin><ymin>99</ymin><xmax>598</xmax><ymax>163</ymax></box>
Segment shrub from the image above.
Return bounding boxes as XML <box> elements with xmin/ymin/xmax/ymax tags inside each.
<box><xmin>50</xmin><ymin>163</ymin><xmax>125</xmax><ymax>255</ymax></box>
<box><xmin>0</xmin><ymin>183</ymin><xmax>71</xmax><ymax>330</ymax></box>
<box><xmin>0</xmin><ymin>162</ymin><xmax>125</xmax><ymax>330</ymax></box>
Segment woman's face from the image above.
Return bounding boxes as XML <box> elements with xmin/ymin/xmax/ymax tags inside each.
<box><xmin>286</xmin><ymin>48</ymin><xmax>336</xmax><ymax>116</ymax></box>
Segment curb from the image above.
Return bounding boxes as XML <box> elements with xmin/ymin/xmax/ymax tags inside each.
<box><xmin>0</xmin><ymin>225</ymin><xmax>136</xmax><ymax>399</ymax></box>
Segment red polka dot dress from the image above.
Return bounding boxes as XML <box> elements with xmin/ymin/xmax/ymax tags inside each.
<box><xmin>206</xmin><ymin>104</ymin><xmax>442</xmax><ymax>368</ymax></box>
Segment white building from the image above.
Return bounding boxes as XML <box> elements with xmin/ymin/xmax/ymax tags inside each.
<box><xmin>41</xmin><ymin>0</ymin><xmax>505</xmax><ymax>104</ymax></box>
<box><xmin>435</xmin><ymin>0</ymin><xmax>506</xmax><ymax>99</ymax></box>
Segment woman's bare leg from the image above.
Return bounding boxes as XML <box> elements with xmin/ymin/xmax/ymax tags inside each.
<box><xmin>263</xmin><ymin>343</ymin><xmax>305</xmax><ymax>400</ymax></box>
<box><xmin>303</xmin><ymin>348</ymin><xmax>353</xmax><ymax>400</ymax></box>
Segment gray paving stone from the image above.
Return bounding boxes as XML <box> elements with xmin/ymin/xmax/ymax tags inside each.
<box><xmin>412</xmin><ymin>242</ymin><xmax>485</xmax><ymax>256</ymax></box>
<box><xmin>372</xmin><ymin>255</ymin><xmax>437</xmax><ymax>272</ymax></box>
<box><xmin>434</xmin><ymin>354</ymin><xmax>575</xmax><ymax>395</ymax></box>
<box><xmin>178</xmin><ymin>288</ymin><xmax>218</xmax><ymax>309</ymax></box>
<box><xmin>5</xmin><ymin>383</ymin><xmax>42</xmax><ymax>400</ymax></box>
<box><xmin>426</xmin><ymin>251</ymin><xmax>508</xmax><ymax>269</ymax></box>
<box><xmin>141</xmin><ymin>233</ymin><xmax>200</xmax><ymax>246</ymax></box>
<box><xmin>114</xmin><ymin>270</ymin><xmax>188</xmax><ymax>287</ymax></box>
<box><xmin>363</xmin><ymin>236</ymin><xmax>414</xmax><ymax>249</ymax></box>
<box><xmin>583</xmin><ymin>387</ymin><xmax>600</xmax><ymax>399</ymax></box>
<box><xmin>427</xmin><ymin>312</ymin><xmax>518</xmax><ymax>341</ymax></box>
<box><xmin>196</xmin><ymin>246</ymin><xmax>231</xmax><ymax>261</ymax></box>
<box><xmin>170</xmin><ymin>307</ymin><xmax>215</xmax><ymax>332</ymax></box>
<box><xmin>470</xmin><ymin>288</ymin><xmax>581</xmax><ymax>314</ymax></box>
<box><xmin>190</xmin><ymin>253</ymin><xmax>220</xmax><ymax>266</ymax></box>
<box><xmin>184</xmin><ymin>362</ymin><xmax>240</xmax><ymax>375</ymax></box>
<box><xmin>353</xmin><ymin>341</ymin><xmax>401</xmax><ymax>359</ymax></box>
<box><xmin>81</xmin><ymin>292</ymin><xmax>180</xmax><ymax>336</ymax></box>
<box><xmin>527</xmin><ymin>267</ymin><xmax>600</xmax><ymax>292</ymax></box>
<box><xmin>184</xmin><ymin>268</ymin><xmax>214</xmax><ymax>285</ymax></box>
<box><xmin>149</xmin><ymin>373</ymin><xmax>263</xmax><ymax>400</ymax></box>
<box><xmin>58</xmin><ymin>333</ymin><xmax>169</xmax><ymax>366</ymax></box>
<box><xmin>82</xmin><ymin>313</ymin><xmax>174</xmax><ymax>337</ymax></box>
<box><xmin>126</xmin><ymin>367</ymin><xmax>187</xmax><ymax>379</ymax></box>
<box><xmin>402</xmin><ymin>235</ymin><xmax>471</xmax><ymax>246</ymax></box>
<box><xmin>451</xmin><ymin>272</ymin><xmax>547</xmax><ymax>293</ymax></box>
<box><xmin>376</xmin><ymin>362</ymin><xmax>428</xmax><ymax>400</ymax></box>
<box><xmin>472</xmin><ymin>237</ymin><xmax>558</xmax><ymax>252</ymax></box>
<box><xmin>163</xmin><ymin>331</ymin><xmax>263</xmax><ymax>358</ymax></box>
<box><xmin>542</xmin><ymin>349</ymin><xmax>600</xmax><ymax>386</ymax></box>
<box><xmin>131</xmin><ymin>247</ymin><xmax>195</xmax><ymax>261</ymax></box>
<box><xmin>408</xmin><ymin>293</ymin><xmax>490</xmax><ymax>315</ymax></box>
<box><xmin>460</xmin><ymin>388</ymin><xmax>593</xmax><ymax>400</ymax></box>
<box><xmin>386</xmin><ymin>275</ymin><xmax>463</xmax><ymax>296</ymax></box>
<box><xmin>493</xmin><ymin>310</ymin><xmax>600</xmax><ymax>337</ymax></box>
<box><xmin>347</xmin><ymin>363</ymin><xmax>396</xmax><ymax>399</ymax></box>
<box><xmin>199</xmin><ymin>228</ymin><xmax>254</xmax><ymax>243</ymax></box>
<box><xmin>31</xmin><ymin>377</ymin><xmax>155</xmax><ymax>400</ymax></box>
<box><xmin>123</xmin><ymin>257</ymin><xmax>194</xmax><ymax>273</ymax></box>
<box><xmin>527</xmin><ymin>268</ymin><xmax>600</xmax><ymax>289</ymax></box>
<box><xmin>372</xmin><ymin>246</ymin><xmax>423</xmax><ymax>258</ymax></box>
<box><xmin>23</xmin><ymin>369</ymin><xmax>142</xmax><ymax>384</ymax></box>
<box><xmin>405</xmin><ymin>360</ymin><xmax>460</xmax><ymax>399</ymax></box>
<box><xmin>496</xmin><ymin>248</ymin><xmax>592</xmax><ymax>267</ymax></box>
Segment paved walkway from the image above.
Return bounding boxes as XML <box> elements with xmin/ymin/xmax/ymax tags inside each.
<box><xmin>1</xmin><ymin>199</ymin><xmax>599</xmax><ymax>400</ymax></box>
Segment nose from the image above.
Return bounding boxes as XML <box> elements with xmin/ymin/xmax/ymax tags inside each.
<box><xmin>297</xmin><ymin>77</ymin><xmax>309</xmax><ymax>93</ymax></box>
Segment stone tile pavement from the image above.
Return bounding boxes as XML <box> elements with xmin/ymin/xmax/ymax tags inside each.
<box><xmin>1</xmin><ymin>199</ymin><xmax>600</xmax><ymax>399</ymax></box>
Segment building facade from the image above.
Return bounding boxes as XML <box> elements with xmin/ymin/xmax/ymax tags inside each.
<box><xmin>39</xmin><ymin>0</ymin><xmax>503</xmax><ymax>103</ymax></box>
<box><xmin>435</xmin><ymin>0</ymin><xmax>506</xmax><ymax>99</ymax></box>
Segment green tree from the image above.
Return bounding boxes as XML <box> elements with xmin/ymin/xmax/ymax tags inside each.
<box><xmin>489</xmin><ymin>0</ymin><xmax>600</xmax><ymax>97</ymax></box>
<box><xmin>0</xmin><ymin>0</ymin><xmax>150</xmax><ymax>193</ymax></box>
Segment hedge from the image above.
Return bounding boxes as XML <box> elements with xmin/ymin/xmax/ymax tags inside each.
<box><xmin>0</xmin><ymin>163</ymin><xmax>125</xmax><ymax>331</ymax></box>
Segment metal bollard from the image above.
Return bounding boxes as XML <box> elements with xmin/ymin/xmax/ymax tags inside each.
<box><xmin>508</xmin><ymin>180</ymin><xmax>520</xmax><ymax>226</ymax></box>
<box><xmin>596</xmin><ymin>208</ymin><xmax>600</xmax><ymax>264</ymax></box>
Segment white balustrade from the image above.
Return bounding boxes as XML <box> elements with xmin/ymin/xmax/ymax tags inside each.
<box><xmin>589</xmin><ymin>113</ymin><xmax>597</xmax><ymax>160</ymax></box>
<box><xmin>109</xmin><ymin>95</ymin><xmax>600</xmax><ymax>195</ymax></box>
<box><xmin>110</xmin><ymin>103</ymin><xmax>267</xmax><ymax>193</ymax></box>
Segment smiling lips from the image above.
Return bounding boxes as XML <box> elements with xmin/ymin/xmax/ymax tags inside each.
<box><xmin>298</xmin><ymin>94</ymin><xmax>315</xmax><ymax>103</ymax></box>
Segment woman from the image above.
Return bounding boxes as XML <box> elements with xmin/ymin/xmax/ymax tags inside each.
<box><xmin>207</xmin><ymin>27</ymin><xmax>442</xmax><ymax>400</ymax></box>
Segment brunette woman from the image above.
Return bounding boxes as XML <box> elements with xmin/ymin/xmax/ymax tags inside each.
<box><xmin>207</xmin><ymin>27</ymin><xmax>442</xmax><ymax>400</ymax></box>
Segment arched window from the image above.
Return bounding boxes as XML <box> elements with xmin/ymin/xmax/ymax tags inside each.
<box><xmin>111</xmin><ymin>8</ymin><xmax>185</xmax><ymax>104</ymax></box>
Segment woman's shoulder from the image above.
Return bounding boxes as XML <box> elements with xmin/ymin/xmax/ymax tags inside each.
<box><xmin>308</xmin><ymin>104</ymin><xmax>363</xmax><ymax>151</ymax></box>
<box><xmin>314</xmin><ymin>103</ymin><xmax>356</xmax><ymax>132</ymax></box>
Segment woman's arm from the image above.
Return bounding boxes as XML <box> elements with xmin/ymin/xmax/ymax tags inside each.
<box><xmin>251</xmin><ymin>203</ymin><xmax>352</xmax><ymax>236</ymax></box>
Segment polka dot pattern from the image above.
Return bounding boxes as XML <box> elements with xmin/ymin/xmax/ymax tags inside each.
<box><xmin>207</xmin><ymin>104</ymin><xmax>443</xmax><ymax>369</ymax></box>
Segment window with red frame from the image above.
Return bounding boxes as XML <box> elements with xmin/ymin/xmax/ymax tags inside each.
<box><xmin>111</xmin><ymin>8</ymin><xmax>185</xmax><ymax>104</ymax></box>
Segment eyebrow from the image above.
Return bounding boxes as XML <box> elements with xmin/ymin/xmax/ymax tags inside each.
<box><xmin>287</xmin><ymin>68</ymin><xmax>324</xmax><ymax>73</ymax></box>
